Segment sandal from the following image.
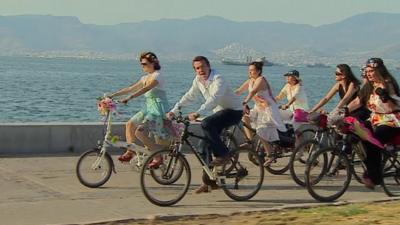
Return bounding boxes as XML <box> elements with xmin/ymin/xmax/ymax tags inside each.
<box><xmin>118</xmin><ymin>150</ymin><xmax>135</xmax><ymax>162</ymax></box>
<box><xmin>361</xmin><ymin>174</ymin><xmax>376</xmax><ymax>190</ymax></box>
<box><xmin>263</xmin><ymin>156</ymin><xmax>275</xmax><ymax>167</ymax></box>
<box><xmin>148</xmin><ymin>156</ymin><xmax>164</xmax><ymax>169</ymax></box>
<box><xmin>239</xmin><ymin>140</ymin><xmax>253</xmax><ymax>149</ymax></box>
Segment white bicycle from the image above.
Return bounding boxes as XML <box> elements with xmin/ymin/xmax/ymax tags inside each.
<box><xmin>76</xmin><ymin>97</ymin><xmax>154</xmax><ymax>188</ymax></box>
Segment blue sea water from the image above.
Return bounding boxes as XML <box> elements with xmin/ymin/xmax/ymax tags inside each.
<box><xmin>1</xmin><ymin>56</ymin><xmax>398</xmax><ymax>123</ymax></box>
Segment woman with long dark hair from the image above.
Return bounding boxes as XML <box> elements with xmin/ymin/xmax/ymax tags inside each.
<box><xmin>310</xmin><ymin>64</ymin><xmax>361</xmax><ymax>113</ymax></box>
<box><xmin>348</xmin><ymin>58</ymin><xmax>400</xmax><ymax>189</ymax></box>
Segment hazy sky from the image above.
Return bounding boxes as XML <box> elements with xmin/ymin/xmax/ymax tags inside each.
<box><xmin>1</xmin><ymin>0</ymin><xmax>400</xmax><ymax>26</ymax></box>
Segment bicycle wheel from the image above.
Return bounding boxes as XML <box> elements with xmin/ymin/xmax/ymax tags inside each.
<box><xmin>150</xmin><ymin>150</ymin><xmax>184</xmax><ymax>185</ymax></box>
<box><xmin>297</xmin><ymin>129</ymin><xmax>317</xmax><ymax>144</ymax></box>
<box><xmin>265</xmin><ymin>129</ymin><xmax>316</xmax><ymax>175</ymax></box>
<box><xmin>382</xmin><ymin>152</ymin><xmax>400</xmax><ymax>197</ymax></box>
<box><xmin>223</xmin><ymin>133</ymin><xmax>240</xmax><ymax>173</ymax></box>
<box><xmin>290</xmin><ymin>139</ymin><xmax>323</xmax><ymax>186</ymax></box>
<box><xmin>305</xmin><ymin>147</ymin><xmax>352</xmax><ymax>202</ymax></box>
<box><xmin>264</xmin><ymin>144</ymin><xmax>292</xmax><ymax>175</ymax></box>
<box><xmin>76</xmin><ymin>148</ymin><xmax>113</xmax><ymax>188</ymax></box>
<box><xmin>221</xmin><ymin>148</ymin><xmax>264</xmax><ymax>201</ymax></box>
<box><xmin>140</xmin><ymin>149</ymin><xmax>191</xmax><ymax>206</ymax></box>
<box><xmin>350</xmin><ymin>142</ymin><xmax>367</xmax><ymax>184</ymax></box>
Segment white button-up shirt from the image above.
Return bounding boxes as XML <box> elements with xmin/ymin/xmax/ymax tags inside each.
<box><xmin>171</xmin><ymin>70</ymin><xmax>242</xmax><ymax>115</ymax></box>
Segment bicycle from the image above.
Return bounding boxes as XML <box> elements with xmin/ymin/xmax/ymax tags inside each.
<box><xmin>304</xmin><ymin>116</ymin><xmax>400</xmax><ymax>202</ymax></box>
<box><xmin>140</xmin><ymin>111</ymin><xmax>264</xmax><ymax>206</ymax></box>
<box><xmin>242</xmin><ymin>120</ymin><xmax>316</xmax><ymax>175</ymax></box>
<box><xmin>289</xmin><ymin>113</ymin><xmax>365</xmax><ymax>186</ymax></box>
<box><xmin>76</xmin><ymin>97</ymin><xmax>163</xmax><ymax>188</ymax></box>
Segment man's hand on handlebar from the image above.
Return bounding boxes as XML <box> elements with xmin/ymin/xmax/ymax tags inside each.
<box><xmin>188</xmin><ymin>112</ymin><xmax>200</xmax><ymax>121</ymax></box>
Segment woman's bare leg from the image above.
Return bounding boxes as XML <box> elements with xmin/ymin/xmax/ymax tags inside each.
<box><xmin>125</xmin><ymin>121</ymin><xmax>138</xmax><ymax>153</ymax></box>
<box><xmin>259</xmin><ymin>138</ymin><xmax>272</xmax><ymax>155</ymax></box>
<box><xmin>135</xmin><ymin>124</ymin><xmax>162</xmax><ymax>151</ymax></box>
<box><xmin>242</xmin><ymin>115</ymin><xmax>254</xmax><ymax>141</ymax></box>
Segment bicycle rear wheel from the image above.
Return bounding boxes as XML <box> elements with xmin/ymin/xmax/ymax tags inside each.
<box><xmin>140</xmin><ymin>149</ymin><xmax>191</xmax><ymax>206</ymax></box>
<box><xmin>221</xmin><ymin>148</ymin><xmax>264</xmax><ymax>201</ymax></box>
<box><xmin>290</xmin><ymin>139</ymin><xmax>322</xmax><ymax>186</ymax></box>
<box><xmin>265</xmin><ymin>129</ymin><xmax>316</xmax><ymax>175</ymax></box>
<box><xmin>76</xmin><ymin>148</ymin><xmax>113</xmax><ymax>188</ymax></box>
<box><xmin>305</xmin><ymin>147</ymin><xmax>352</xmax><ymax>202</ymax></box>
<box><xmin>382</xmin><ymin>152</ymin><xmax>400</xmax><ymax>197</ymax></box>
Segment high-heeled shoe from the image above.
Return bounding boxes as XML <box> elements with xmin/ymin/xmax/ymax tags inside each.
<box><xmin>118</xmin><ymin>150</ymin><xmax>135</xmax><ymax>162</ymax></box>
<box><xmin>148</xmin><ymin>157</ymin><xmax>164</xmax><ymax>169</ymax></box>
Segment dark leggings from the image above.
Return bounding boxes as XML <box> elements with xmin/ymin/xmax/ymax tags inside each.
<box><xmin>362</xmin><ymin>123</ymin><xmax>400</xmax><ymax>185</ymax></box>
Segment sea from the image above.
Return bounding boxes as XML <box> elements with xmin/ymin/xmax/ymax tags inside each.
<box><xmin>1</xmin><ymin>56</ymin><xmax>399</xmax><ymax>123</ymax></box>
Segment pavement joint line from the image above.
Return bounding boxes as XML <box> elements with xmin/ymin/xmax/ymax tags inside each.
<box><xmin>47</xmin><ymin>196</ymin><xmax>400</xmax><ymax>225</ymax></box>
<box><xmin>0</xmin><ymin>164</ymin><xmax>67</xmax><ymax>197</ymax></box>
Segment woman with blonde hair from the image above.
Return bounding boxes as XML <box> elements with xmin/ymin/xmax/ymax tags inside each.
<box><xmin>275</xmin><ymin>70</ymin><xmax>309</xmax><ymax>125</ymax></box>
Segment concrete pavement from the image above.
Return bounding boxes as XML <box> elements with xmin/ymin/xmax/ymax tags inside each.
<box><xmin>0</xmin><ymin>153</ymin><xmax>394</xmax><ymax>225</ymax></box>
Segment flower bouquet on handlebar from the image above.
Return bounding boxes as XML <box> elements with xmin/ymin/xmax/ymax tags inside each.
<box><xmin>97</xmin><ymin>96</ymin><xmax>117</xmax><ymax>116</ymax></box>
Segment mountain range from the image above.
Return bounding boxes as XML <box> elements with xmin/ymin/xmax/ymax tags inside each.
<box><xmin>1</xmin><ymin>12</ymin><xmax>400</xmax><ymax>65</ymax></box>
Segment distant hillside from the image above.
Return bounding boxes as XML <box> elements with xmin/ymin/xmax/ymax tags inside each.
<box><xmin>1</xmin><ymin>12</ymin><xmax>400</xmax><ymax>64</ymax></box>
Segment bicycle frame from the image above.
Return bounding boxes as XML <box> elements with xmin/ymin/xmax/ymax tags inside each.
<box><xmin>171</xmin><ymin>119</ymin><xmax>231</xmax><ymax>183</ymax></box>
<box><xmin>92</xmin><ymin>110</ymin><xmax>151</xmax><ymax>170</ymax></box>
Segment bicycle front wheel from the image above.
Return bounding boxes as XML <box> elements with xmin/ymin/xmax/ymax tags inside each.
<box><xmin>382</xmin><ymin>152</ymin><xmax>400</xmax><ymax>197</ymax></box>
<box><xmin>221</xmin><ymin>148</ymin><xmax>264</xmax><ymax>201</ymax></box>
<box><xmin>140</xmin><ymin>149</ymin><xmax>191</xmax><ymax>206</ymax></box>
<box><xmin>305</xmin><ymin>147</ymin><xmax>352</xmax><ymax>202</ymax></box>
<box><xmin>76</xmin><ymin>148</ymin><xmax>113</xmax><ymax>188</ymax></box>
<box><xmin>350</xmin><ymin>142</ymin><xmax>367</xmax><ymax>184</ymax></box>
<box><xmin>290</xmin><ymin>139</ymin><xmax>322</xmax><ymax>186</ymax></box>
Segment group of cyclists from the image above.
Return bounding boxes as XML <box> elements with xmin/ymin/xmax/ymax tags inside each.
<box><xmin>107</xmin><ymin>51</ymin><xmax>400</xmax><ymax>193</ymax></box>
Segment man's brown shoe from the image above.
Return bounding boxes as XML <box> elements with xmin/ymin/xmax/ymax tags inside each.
<box><xmin>195</xmin><ymin>184</ymin><xmax>210</xmax><ymax>194</ymax></box>
<box><xmin>194</xmin><ymin>183</ymin><xmax>219</xmax><ymax>194</ymax></box>
<box><xmin>211</xmin><ymin>156</ymin><xmax>230</xmax><ymax>166</ymax></box>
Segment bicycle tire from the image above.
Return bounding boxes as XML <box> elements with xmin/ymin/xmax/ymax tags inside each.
<box><xmin>350</xmin><ymin>146</ymin><xmax>366</xmax><ymax>184</ymax></box>
<box><xmin>266</xmin><ymin>129</ymin><xmax>316</xmax><ymax>175</ymax></box>
<box><xmin>381</xmin><ymin>152</ymin><xmax>400</xmax><ymax>197</ymax></box>
<box><xmin>76</xmin><ymin>148</ymin><xmax>113</xmax><ymax>188</ymax></box>
<box><xmin>289</xmin><ymin>139</ymin><xmax>323</xmax><ymax>186</ymax></box>
<box><xmin>305</xmin><ymin>147</ymin><xmax>352</xmax><ymax>202</ymax></box>
<box><xmin>140</xmin><ymin>149</ymin><xmax>191</xmax><ymax>206</ymax></box>
<box><xmin>221</xmin><ymin>148</ymin><xmax>264</xmax><ymax>201</ymax></box>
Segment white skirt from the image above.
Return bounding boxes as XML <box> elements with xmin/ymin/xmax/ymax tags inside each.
<box><xmin>250</xmin><ymin>105</ymin><xmax>286</xmax><ymax>142</ymax></box>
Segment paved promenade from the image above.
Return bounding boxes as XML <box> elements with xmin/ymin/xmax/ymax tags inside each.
<box><xmin>0</xmin><ymin>153</ymin><xmax>393</xmax><ymax>225</ymax></box>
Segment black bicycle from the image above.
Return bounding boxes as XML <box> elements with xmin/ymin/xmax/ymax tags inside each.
<box><xmin>242</xmin><ymin>121</ymin><xmax>316</xmax><ymax>175</ymax></box>
<box><xmin>140</xmin><ymin>113</ymin><xmax>265</xmax><ymax>206</ymax></box>
<box><xmin>305</xmin><ymin>117</ymin><xmax>400</xmax><ymax>202</ymax></box>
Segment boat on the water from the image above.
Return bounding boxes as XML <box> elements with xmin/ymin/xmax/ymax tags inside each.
<box><xmin>306</xmin><ymin>63</ymin><xmax>331</xmax><ymax>68</ymax></box>
<box><xmin>221</xmin><ymin>56</ymin><xmax>274</xmax><ymax>66</ymax></box>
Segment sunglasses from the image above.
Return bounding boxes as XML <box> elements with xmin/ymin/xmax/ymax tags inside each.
<box><xmin>335</xmin><ymin>72</ymin><xmax>343</xmax><ymax>76</ymax></box>
<box><xmin>141</xmin><ymin>62</ymin><xmax>149</xmax><ymax>66</ymax></box>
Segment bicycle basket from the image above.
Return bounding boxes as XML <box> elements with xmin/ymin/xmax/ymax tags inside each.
<box><xmin>307</xmin><ymin>113</ymin><xmax>328</xmax><ymax>129</ymax></box>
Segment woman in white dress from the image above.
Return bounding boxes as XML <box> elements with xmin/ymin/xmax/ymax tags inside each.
<box><xmin>236</xmin><ymin>61</ymin><xmax>286</xmax><ymax>166</ymax></box>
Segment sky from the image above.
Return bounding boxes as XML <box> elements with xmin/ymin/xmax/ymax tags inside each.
<box><xmin>1</xmin><ymin>0</ymin><xmax>400</xmax><ymax>26</ymax></box>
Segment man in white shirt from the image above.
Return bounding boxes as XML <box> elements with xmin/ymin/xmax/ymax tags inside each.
<box><xmin>167</xmin><ymin>56</ymin><xmax>243</xmax><ymax>193</ymax></box>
